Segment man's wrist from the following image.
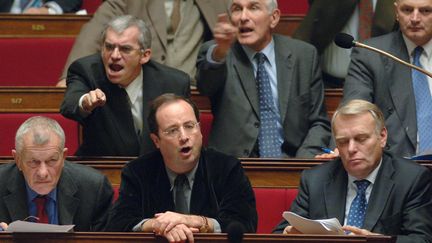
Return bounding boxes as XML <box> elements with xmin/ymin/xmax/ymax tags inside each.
<box><xmin>199</xmin><ymin>216</ymin><xmax>212</xmax><ymax>233</ymax></box>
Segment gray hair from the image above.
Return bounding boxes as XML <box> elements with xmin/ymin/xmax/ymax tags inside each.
<box><xmin>228</xmin><ymin>0</ymin><xmax>278</xmax><ymax>14</ymax></box>
<box><xmin>15</xmin><ymin>116</ymin><xmax>65</xmax><ymax>154</ymax></box>
<box><xmin>332</xmin><ymin>99</ymin><xmax>385</xmax><ymax>136</ymax></box>
<box><xmin>101</xmin><ymin>15</ymin><xmax>152</xmax><ymax>50</ymax></box>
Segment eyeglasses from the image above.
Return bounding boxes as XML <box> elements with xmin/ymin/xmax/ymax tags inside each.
<box><xmin>162</xmin><ymin>122</ymin><xmax>200</xmax><ymax>138</ymax></box>
<box><xmin>103</xmin><ymin>42</ymin><xmax>142</xmax><ymax>56</ymax></box>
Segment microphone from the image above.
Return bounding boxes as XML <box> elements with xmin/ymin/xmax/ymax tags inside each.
<box><xmin>334</xmin><ymin>33</ymin><xmax>432</xmax><ymax>78</ymax></box>
<box><xmin>226</xmin><ymin>221</ymin><xmax>244</xmax><ymax>243</ymax></box>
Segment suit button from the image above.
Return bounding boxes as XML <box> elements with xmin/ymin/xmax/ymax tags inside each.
<box><xmin>161</xmin><ymin>55</ymin><xmax>166</xmax><ymax>61</ymax></box>
<box><xmin>254</xmin><ymin>122</ymin><xmax>260</xmax><ymax>128</ymax></box>
<box><xmin>243</xmin><ymin>149</ymin><xmax>249</xmax><ymax>156</ymax></box>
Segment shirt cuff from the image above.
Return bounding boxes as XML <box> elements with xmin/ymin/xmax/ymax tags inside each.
<box><xmin>210</xmin><ymin>218</ymin><xmax>221</xmax><ymax>233</ymax></box>
<box><xmin>44</xmin><ymin>1</ymin><xmax>63</xmax><ymax>14</ymax></box>
<box><xmin>78</xmin><ymin>94</ymin><xmax>91</xmax><ymax>117</ymax></box>
<box><xmin>206</xmin><ymin>44</ymin><xmax>226</xmax><ymax>65</ymax></box>
<box><xmin>132</xmin><ymin>218</ymin><xmax>150</xmax><ymax>232</ymax></box>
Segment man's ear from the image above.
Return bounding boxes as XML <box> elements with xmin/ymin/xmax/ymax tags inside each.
<box><xmin>139</xmin><ymin>48</ymin><xmax>152</xmax><ymax>65</ymax></box>
<box><xmin>12</xmin><ymin>149</ymin><xmax>22</xmax><ymax>171</ymax></box>
<box><xmin>150</xmin><ymin>133</ymin><xmax>160</xmax><ymax>149</ymax></box>
<box><xmin>269</xmin><ymin>9</ymin><xmax>281</xmax><ymax>29</ymax></box>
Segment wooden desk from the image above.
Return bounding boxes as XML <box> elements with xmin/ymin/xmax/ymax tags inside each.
<box><xmin>0</xmin><ymin>14</ymin><xmax>302</xmax><ymax>38</ymax></box>
<box><xmin>0</xmin><ymin>232</ymin><xmax>396</xmax><ymax>243</ymax></box>
<box><xmin>0</xmin><ymin>14</ymin><xmax>91</xmax><ymax>38</ymax></box>
<box><xmin>0</xmin><ymin>87</ymin><xmax>342</xmax><ymax>117</ymax></box>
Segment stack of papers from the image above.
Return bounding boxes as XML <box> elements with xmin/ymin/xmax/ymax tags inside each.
<box><xmin>7</xmin><ymin>221</ymin><xmax>74</xmax><ymax>232</ymax></box>
<box><xmin>283</xmin><ymin>211</ymin><xmax>345</xmax><ymax>235</ymax></box>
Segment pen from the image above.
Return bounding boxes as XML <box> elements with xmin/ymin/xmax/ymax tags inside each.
<box><xmin>321</xmin><ymin>147</ymin><xmax>335</xmax><ymax>154</ymax></box>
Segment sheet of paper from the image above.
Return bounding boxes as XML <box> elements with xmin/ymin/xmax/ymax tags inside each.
<box><xmin>282</xmin><ymin>211</ymin><xmax>345</xmax><ymax>235</ymax></box>
<box><xmin>7</xmin><ymin>220</ymin><xmax>74</xmax><ymax>232</ymax></box>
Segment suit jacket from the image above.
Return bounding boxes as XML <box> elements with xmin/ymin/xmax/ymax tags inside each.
<box><xmin>0</xmin><ymin>0</ymin><xmax>82</xmax><ymax>13</ymax></box>
<box><xmin>0</xmin><ymin>161</ymin><xmax>113</xmax><ymax>231</ymax></box>
<box><xmin>105</xmin><ymin>148</ymin><xmax>257</xmax><ymax>233</ymax></box>
<box><xmin>60</xmin><ymin>0</ymin><xmax>227</xmax><ymax>80</ymax></box>
<box><xmin>196</xmin><ymin>35</ymin><xmax>331</xmax><ymax>158</ymax></box>
<box><xmin>293</xmin><ymin>0</ymin><xmax>396</xmax><ymax>54</ymax></box>
<box><xmin>273</xmin><ymin>152</ymin><xmax>432</xmax><ymax>243</ymax></box>
<box><xmin>60</xmin><ymin>53</ymin><xmax>190</xmax><ymax>156</ymax></box>
<box><xmin>343</xmin><ymin>31</ymin><xmax>418</xmax><ymax>157</ymax></box>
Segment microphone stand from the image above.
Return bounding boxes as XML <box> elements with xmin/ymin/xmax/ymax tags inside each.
<box><xmin>355</xmin><ymin>41</ymin><xmax>432</xmax><ymax>78</ymax></box>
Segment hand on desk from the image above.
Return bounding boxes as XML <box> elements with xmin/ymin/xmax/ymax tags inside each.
<box><xmin>0</xmin><ymin>222</ymin><xmax>8</xmax><ymax>231</ymax></box>
<box><xmin>315</xmin><ymin>148</ymin><xmax>340</xmax><ymax>160</ymax></box>
<box><xmin>342</xmin><ymin>225</ymin><xmax>382</xmax><ymax>236</ymax></box>
<box><xmin>283</xmin><ymin>225</ymin><xmax>302</xmax><ymax>234</ymax></box>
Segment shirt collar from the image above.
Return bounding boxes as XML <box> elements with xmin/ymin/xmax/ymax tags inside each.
<box><xmin>25</xmin><ymin>182</ymin><xmax>57</xmax><ymax>202</ymax></box>
<box><xmin>241</xmin><ymin>37</ymin><xmax>275</xmax><ymax>66</ymax></box>
<box><xmin>347</xmin><ymin>157</ymin><xmax>382</xmax><ymax>186</ymax></box>
<box><xmin>124</xmin><ymin>69</ymin><xmax>143</xmax><ymax>105</ymax></box>
<box><xmin>402</xmin><ymin>34</ymin><xmax>432</xmax><ymax>59</ymax></box>
<box><xmin>166</xmin><ymin>162</ymin><xmax>199</xmax><ymax>191</ymax></box>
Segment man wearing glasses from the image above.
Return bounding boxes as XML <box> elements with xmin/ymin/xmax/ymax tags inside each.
<box><xmin>61</xmin><ymin>15</ymin><xmax>190</xmax><ymax>156</ymax></box>
<box><xmin>0</xmin><ymin>116</ymin><xmax>113</xmax><ymax>231</ymax></box>
<box><xmin>106</xmin><ymin>94</ymin><xmax>257</xmax><ymax>242</ymax></box>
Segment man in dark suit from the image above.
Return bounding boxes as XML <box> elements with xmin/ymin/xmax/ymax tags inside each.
<box><xmin>61</xmin><ymin>15</ymin><xmax>190</xmax><ymax>156</ymax></box>
<box><xmin>0</xmin><ymin>116</ymin><xmax>113</xmax><ymax>231</ymax></box>
<box><xmin>106</xmin><ymin>94</ymin><xmax>257</xmax><ymax>243</ymax></box>
<box><xmin>273</xmin><ymin>100</ymin><xmax>432</xmax><ymax>243</ymax></box>
<box><xmin>57</xmin><ymin>0</ymin><xmax>228</xmax><ymax>87</ymax></box>
<box><xmin>294</xmin><ymin>0</ymin><xmax>396</xmax><ymax>87</ymax></box>
<box><xmin>0</xmin><ymin>0</ymin><xmax>82</xmax><ymax>14</ymax></box>
<box><xmin>196</xmin><ymin>0</ymin><xmax>330</xmax><ymax>158</ymax></box>
<box><xmin>343</xmin><ymin>0</ymin><xmax>432</xmax><ymax>157</ymax></box>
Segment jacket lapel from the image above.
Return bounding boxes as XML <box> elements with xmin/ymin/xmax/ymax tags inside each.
<box><xmin>386</xmin><ymin>32</ymin><xmax>417</xmax><ymax>148</ymax></box>
<box><xmin>146</xmin><ymin>0</ymin><xmax>167</xmax><ymax>49</ymax></box>
<box><xmin>4</xmin><ymin>169</ymin><xmax>29</xmax><ymax>222</ymax></box>
<box><xmin>324</xmin><ymin>161</ymin><xmax>348</xmax><ymax>224</ymax></box>
<box><xmin>274</xmin><ymin>36</ymin><xmax>294</xmax><ymax>122</ymax></box>
<box><xmin>363</xmin><ymin>154</ymin><xmax>395</xmax><ymax>231</ymax></box>
<box><xmin>232</xmin><ymin>42</ymin><xmax>260</xmax><ymax>117</ymax></box>
<box><xmin>57</xmin><ymin>166</ymin><xmax>79</xmax><ymax>225</ymax></box>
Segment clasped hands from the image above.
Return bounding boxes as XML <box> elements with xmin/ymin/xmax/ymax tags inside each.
<box><xmin>144</xmin><ymin>211</ymin><xmax>205</xmax><ymax>243</ymax></box>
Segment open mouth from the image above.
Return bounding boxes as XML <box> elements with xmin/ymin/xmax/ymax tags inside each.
<box><xmin>180</xmin><ymin>147</ymin><xmax>192</xmax><ymax>154</ymax></box>
<box><xmin>239</xmin><ymin>27</ymin><xmax>253</xmax><ymax>34</ymax></box>
<box><xmin>109</xmin><ymin>64</ymin><xmax>124</xmax><ymax>72</ymax></box>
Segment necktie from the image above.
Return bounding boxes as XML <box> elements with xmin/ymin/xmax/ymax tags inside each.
<box><xmin>358</xmin><ymin>0</ymin><xmax>373</xmax><ymax>41</ymax></box>
<box><xmin>33</xmin><ymin>196</ymin><xmax>49</xmax><ymax>224</ymax></box>
<box><xmin>20</xmin><ymin>0</ymin><xmax>42</xmax><ymax>11</ymax></box>
<box><xmin>347</xmin><ymin>180</ymin><xmax>370</xmax><ymax>228</ymax></box>
<box><xmin>170</xmin><ymin>0</ymin><xmax>181</xmax><ymax>34</ymax></box>
<box><xmin>255</xmin><ymin>52</ymin><xmax>283</xmax><ymax>158</ymax></box>
<box><xmin>412</xmin><ymin>46</ymin><xmax>432</xmax><ymax>154</ymax></box>
<box><xmin>174</xmin><ymin>174</ymin><xmax>189</xmax><ymax>214</ymax></box>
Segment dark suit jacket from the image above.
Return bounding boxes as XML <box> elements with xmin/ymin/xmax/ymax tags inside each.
<box><xmin>273</xmin><ymin>153</ymin><xmax>432</xmax><ymax>243</ymax></box>
<box><xmin>293</xmin><ymin>0</ymin><xmax>397</xmax><ymax>54</ymax></box>
<box><xmin>0</xmin><ymin>161</ymin><xmax>113</xmax><ymax>231</ymax></box>
<box><xmin>105</xmin><ymin>148</ymin><xmax>257</xmax><ymax>233</ymax></box>
<box><xmin>60</xmin><ymin>53</ymin><xmax>190</xmax><ymax>156</ymax></box>
<box><xmin>61</xmin><ymin>0</ymin><xmax>227</xmax><ymax>80</ymax></box>
<box><xmin>343</xmin><ymin>31</ymin><xmax>418</xmax><ymax>157</ymax></box>
<box><xmin>196</xmin><ymin>35</ymin><xmax>331</xmax><ymax>158</ymax></box>
<box><xmin>0</xmin><ymin>0</ymin><xmax>82</xmax><ymax>13</ymax></box>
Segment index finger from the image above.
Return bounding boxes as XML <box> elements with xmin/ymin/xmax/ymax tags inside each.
<box><xmin>217</xmin><ymin>13</ymin><xmax>229</xmax><ymax>24</ymax></box>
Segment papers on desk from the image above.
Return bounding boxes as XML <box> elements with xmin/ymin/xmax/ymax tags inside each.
<box><xmin>282</xmin><ymin>211</ymin><xmax>345</xmax><ymax>235</ymax></box>
<box><xmin>7</xmin><ymin>221</ymin><xmax>74</xmax><ymax>232</ymax></box>
<box><xmin>406</xmin><ymin>153</ymin><xmax>432</xmax><ymax>160</ymax></box>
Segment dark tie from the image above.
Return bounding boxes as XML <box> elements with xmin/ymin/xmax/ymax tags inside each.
<box><xmin>358</xmin><ymin>0</ymin><xmax>373</xmax><ymax>41</ymax></box>
<box><xmin>347</xmin><ymin>180</ymin><xmax>370</xmax><ymax>228</ymax></box>
<box><xmin>412</xmin><ymin>47</ymin><xmax>432</xmax><ymax>154</ymax></box>
<box><xmin>33</xmin><ymin>196</ymin><xmax>49</xmax><ymax>224</ymax></box>
<box><xmin>174</xmin><ymin>174</ymin><xmax>189</xmax><ymax>214</ymax></box>
<box><xmin>170</xmin><ymin>0</ymin><xmax>181</xmax><ymax>34</ymax></box>
<box><xmin>255</xmin><ymin>52</ymin><xmax>283</xmax><ymax>158</ymax></box>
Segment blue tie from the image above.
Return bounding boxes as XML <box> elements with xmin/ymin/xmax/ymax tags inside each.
<box><xmin>20</xmin><ymin>0</ymin><xmax>42</xmax><ymax>11</ymax></box>
<box><xmin>412</xmin><ymin>47</ymin><xmax>432</xmax><ymax>154</ymax></box>
<box><xmin>255</xmin><ymin>52</ymin><xmax>283</xmax><ymax>158</ymax></box>
<box><xmin>347</xmin><ymin>180</ymin><xmax>370</xmax><ymax>228</ymax></box>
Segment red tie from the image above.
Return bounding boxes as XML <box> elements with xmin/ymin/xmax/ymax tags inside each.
<box><xmin>33</xmin><ymin>196</ymin><xmax>49</xmax><ymax>224</ymax></box>
<box><xmin>358</xmin><ymin>0</ymin><xmax>373</xmax><ymax>41</ymax></box>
